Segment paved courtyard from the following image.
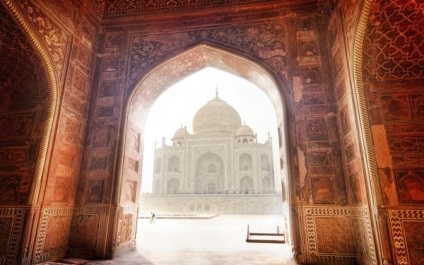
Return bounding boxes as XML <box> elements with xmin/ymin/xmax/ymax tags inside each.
<box><xmin>88</xmin><ymin>214</ymin><xmax>296</xmax><ymax>265</ymax></box>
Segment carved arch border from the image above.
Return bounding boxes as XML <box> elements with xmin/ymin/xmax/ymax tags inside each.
<box><xmin>118</xmin><ymin>42</ymin><xmax>292</xmax><ymax>242</ymax></box>
<box><xmin>120</xmin><ymin>43</ymin><xmax>289</xmax><ymax>198</ymax></box>
<box><xmin>1</xmin><ymin>0</ymin><xmax>58</xmax><ymax>205</ymax></box>
<box><xmin>352</xmin><ymin>0</ymin><xmax>382</xmax><ymax>263</ymax></box>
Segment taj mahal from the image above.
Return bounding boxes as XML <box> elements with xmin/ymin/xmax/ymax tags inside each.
<box><xmin>140</xmin><ymin>91</ymin><xmax>282</xmax><ymax>214</ymax></box>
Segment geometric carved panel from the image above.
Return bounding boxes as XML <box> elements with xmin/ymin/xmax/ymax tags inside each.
<box><xmin>69</xmin><ymin>206</ymin><xmax>109</xmax><ymax>258</ymax></box>
<box><xmin>90</xmin><ymin>156</ymin><xmax>108</xmax><ymax>170</ymax></box>
<box><xmin>388</xmin><ymin>210</ymin><xmax>424</xmax><ymax>265</ymax></box>
<box><xmin>305</xmin><ymin>207</ymin><xmax>355</xmax><ymax>264</ymax></box>
<box><xmin>411</xmin><ymin>94</ymin><xmax>424</xmax><ymax>119</ymax></box>
<box><xmin>380</xmin><ymin>94</ymin><xmax>412</xmax><ymax>121</ymax></box>
<box><xmin>115</xmin><ymin>206</ymin><xmax>138</xmax><ymax>254</ymax></box>
<box><xmin>306</xmin><ymin>118</ymin><xmax>328</xmax><ymax>141</ymax></box>
<box><xmin>363</xmin><ymin>0</ymin><xmax>424</xmax><ymax>81</ymax></box>
<box><xmin>86</xmin><ymin>180</ymin><xmax>104</xmax><ymax>203</ymax></box>
<box><xmin>0</xmin><ymin>217</ymin><xmax>13</xmax><ymax>257</ymax></box>
<box><xmin>99</xmin><ymin>81</ymin><xmax>117</xmax><ymax>97</ymax></box>
<box><xmin>311</xmin><ymin>177</ymin><xmax>335</xmax><ymax>204</ymax></box>
<box><xmin>123</xmin><ymin>180</ymin><xmax>137</xmax><ymax>203</ymax></box>
<box><xmin>34</xmin><ymin>207</ymin><xmax>73</xmax><ymax>263</ymax></box>
<box><xmin>308</xmin><ymin>151</ymin><xmax>331</xmax><ymax>164</ymax></box>
<box><xmin>69</xmin><ymin>214</ymin><xmax>99</xmax><ymax>250</ymax></box>
<box><xmin>315</xmin><ymin>217</ymin><xmax>353</xmax><ymax>254</ymax></box>
<box><xmin>303</xmin><ymin>93</ymin><xmax>326</xmax><ymax>106</ymax></box>
<box><xmin>52</xmin><ymin>177</ymin><xmax>71</xmax><ymax>203</ymax></box>
<box><xmin>92</xmin><ymin>126</ymin><xmax>112</xmax><ymax>147</ymax></box>
<box><xmin>351</xmin><ymin>209</ymin><xmax>377</xmax><ymax>265</ymax></box>
<box><xmin>43</xmin><ymin>216</ymin><xmax>71</xmax><ymax>250</ymax></box>
<box><xmin>301</xmin><ymin>67</ymin><xmax>321</xmax><ymax>85</ymax></box>
<box><xmin>127</xmin><ymin>158</ymin><xmax>139</xmax><ymax>173</ymax></box>
<box><xmin>388</xmin><ymin>137</ymin><xmax>421</xmax><ymax>153</ymax></box>
<box><xmin>0</xmin><ymin>174</ymin><xmax>22</xmax><ymax>202</ymax></box>
<box><xmin>395</xmin><ymin>169</ymin><xmax>424</xmax><ymax>203</ymax></box>
<box><xmin>403</xmin><ymin>221</ymin><xmax>424</xmax><ymax>265</ymax></box>
<box><xmin>0</xmin><ymin>208</ymin><xmax>24</xmax><ymax>262</ymax></box>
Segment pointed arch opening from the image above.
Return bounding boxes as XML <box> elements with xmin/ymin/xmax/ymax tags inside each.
<box><xmin>119</xmin><ymin>43</ymin><xmax>292</xmax><ymax>257</ymax></box>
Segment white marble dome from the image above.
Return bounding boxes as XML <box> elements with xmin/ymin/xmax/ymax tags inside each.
<box><xmin>192</xmin><ymin>94</ymin><xmax>242</xmax><ymax>134</ymax></box>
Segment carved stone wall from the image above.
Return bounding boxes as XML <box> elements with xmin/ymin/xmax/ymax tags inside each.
<box><xmin>0</xmin><ymin>3</ymin><xmax>49</xmax><ymax>207</ymax></box>
<box><xmin>388</xmin><ymin>210</ymin><xmax>424</xmax><ymax>265</ymax></box>
<box><xmin>323</xmin><ymin>0</ymin><xmax>378</xmax><ymax>263</ymax></box>
<box><xmin>1</xmin><ymin>0</ymin><xmax>100</xmax><ymax>263</ymax></box>
<box><xmin>0</xmin><ymin>3</ymin><xmax>49</xmax><ymax>264</ymax></box>
<box><xmin>101</xmin><ymin>0</ymin><xmax>317</xmax><ymax>17</ymax></box>
<box><xmin>21</xmin><ymin>0</ymin><xmax>100</xmax><ymax>262</ymax></box>
<box><xmin>2</xmin><ymin>0</ymin><xmax>423</xmax><ymax>264</ymax></box>
<box><xmin>68</xmin><ymin>206</ymin><xmax>109</xmax><ymax>258</ymax></box>
<box><xmin>88</xmin><ymin>7</ymin><xmax>356</xmax><ymax>263</ymax></box>
<box><xmin>361</xmin><ymin>0</ymin><xmax>424</xmax><ymax>264</ymax></box>
<box><xmin>0</xmin><ymin>208</ymin><xmax>25</xmax><ymax>263</ymax></box>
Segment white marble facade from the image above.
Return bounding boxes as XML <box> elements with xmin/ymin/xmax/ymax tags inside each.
<box><xmin>153</xmin><ymin>92</ymin><xmax>275</xmax><ymax>195</ymax></box>
<box><xmin>143</xmin><ymin>93</ymin><xmax>280</xmax><ymax>214</ymax></box>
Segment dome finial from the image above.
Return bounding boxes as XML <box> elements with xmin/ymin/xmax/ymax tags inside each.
<box><xmin>215</xmin><ymin>86</ymin><xmax>219</xmax><ymax>98</ymax></box>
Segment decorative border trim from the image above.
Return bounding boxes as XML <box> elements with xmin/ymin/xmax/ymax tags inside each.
<box><xmin>34</xmin><ymin>207</ymin><xmax>73</xmax><ymax>263</ymax></box>
<box><xmin>0</xmin><ymin>208</ymin><xmax>25</xmax><ymax>263</ymax></box>
<box><xmin>351</xmin><ymin>208</ymin><xmax>377</xmax><ymax>265</ymax></box>
<box><xmin>388</xmin><ymin>209</ymin><xmax>424</xmax><ymax>265</ymax></box>
<box><xmin>2</xmin><ymin>0</ymin><xmax>58</xmax><ymax>205</ymax></box>
<box><xmin>74</xmin><ymin>206</ymin><xmax>110</xmax><ymax>215</ymax></box>
<box><xmin>73</xmin><ymin>206</ymin><xmax>110</xmax><ymax>257</ymax></box>
<box><xmin>352</xmin><ymin>0</ymin><xmax>380</xmax><ymax>262</ymax></box>
<box><xmin>304</xmin><ymin>207</ymin><xmax>355</xmax><ymax>263</ymax></box>
<box><xmin>114</xmin><ymin>208</ymin><xmax>138</xmax><ymax>253</ymax></box>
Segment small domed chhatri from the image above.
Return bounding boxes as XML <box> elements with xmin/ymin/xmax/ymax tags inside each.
<box><xmin>172</xmin><ymin>126</ymin><xmax>190</xmax><ymax>139</ymax></box>
<box><xmin>236</xmin><ymin>123</ymin><xmax>255</xmax><ymax>137</ymax></box>
<box><xmin>145</xmin><ymin>90</ymin><xmax>281</xmax><ymax>215</ymax></box>
<box><xmin>236</xmin><ymin>122</ymin><xmax>256</xmax><ymax>144</ymax></box>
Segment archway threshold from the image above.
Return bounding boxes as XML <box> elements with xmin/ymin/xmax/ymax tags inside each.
<box><xmin>86</xmin><ymin>214</ymin><xmax>296</xmax><ymax>265</ymax></box>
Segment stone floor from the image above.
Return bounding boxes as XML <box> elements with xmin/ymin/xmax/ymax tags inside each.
<box><xmin>87</xmin><ymin>214</ymin><xmax>296</xmax><ymax>265</ymax></box>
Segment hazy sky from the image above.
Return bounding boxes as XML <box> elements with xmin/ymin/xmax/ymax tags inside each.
<box><xmin>141</xmin><ymin>67</ymin><xmax>281</xmax><ymax>192</ymax></box>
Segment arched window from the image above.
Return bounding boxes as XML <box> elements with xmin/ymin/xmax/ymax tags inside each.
<box><xmin>155</xmin><ymin>157</ymin><xmax>162</xmax><ymax>173</ymax></box>
<box><xmin>261</xmin><ymin>154</ymin><xmax>270</xmax><ymax>171</ymax></box>
<box><xmin>262</xmin><ymin>177</ymin><xmax>271</xmax><ymax>191</ymax></box>
<box><xmin>154</xmin><ymin>179</ymin><xmax>161</xmax><ymax>194</ymax></box>
<box><xmin>168</xmin><ymin>156</ymin><xmax>180</xmax><ymax>172</ymax></box>
<box><xmin>167</xmin><ymin>178</ymin><xmax>179</xmax><ymax>193</ymax></box>
<box><xmin>208</xmin><ymin>164</ymin><xmax>216</xmax><ymax>173</ymax></box>
<box><xmin>239</xmin><ymin>153</ymin><xmax>252</xmax><ymax>170</ymax></box>
<box><xmin>240</xmin><ymin>176</ymin><xmax>253</xmax><ymax>192</ymax></box>
<box><xmin>207</xmin><ymin>182</ymin><xmax>216</xmax><ymax>193</ymax></box>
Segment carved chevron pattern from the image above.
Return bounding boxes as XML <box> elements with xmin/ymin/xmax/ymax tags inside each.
<box><xmin>388</xmin><ymin>209</ymin><xmax>424</xmax><ymax>265</ymax></box>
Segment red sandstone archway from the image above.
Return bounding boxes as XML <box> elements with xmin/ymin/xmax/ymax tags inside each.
<box><xmin>1</xmin><ymin>1</ymin><xmax>59</xmax><ymax>263</ymax></box>
<box><xmin>116</xmin><ymin>43</ymin><xmax>293</xmax><ymax>253</ymax></box>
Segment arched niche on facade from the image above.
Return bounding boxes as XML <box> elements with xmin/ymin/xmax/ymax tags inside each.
<box><xmin>195</xmin><ymin>152</ymin><xmax>224</xmax><ymax>192</ymax></box>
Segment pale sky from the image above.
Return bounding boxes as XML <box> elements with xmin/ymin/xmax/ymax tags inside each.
<box><xmin>141</xmin><ymin>67</ymin><xmax>281</xmax><ymax>192</ymax></box>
